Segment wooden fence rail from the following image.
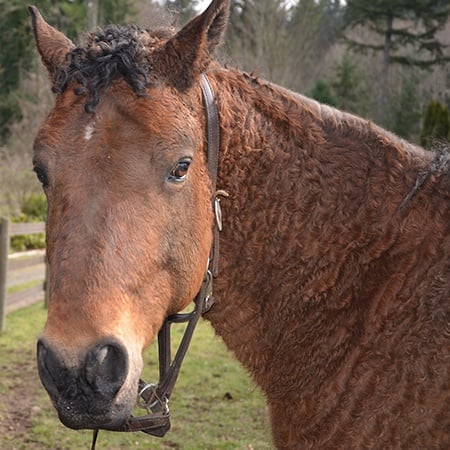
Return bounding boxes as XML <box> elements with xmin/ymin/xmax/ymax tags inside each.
<box><xmin>0</xmin><ymin>218</ymin><xmax>47</xmax><ymax>332</ymax></box>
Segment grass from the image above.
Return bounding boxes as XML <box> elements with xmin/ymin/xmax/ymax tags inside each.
<box><xmin>7</xmin><ymin>279</ymin><xmax>43</xmax><ymax>294</ymax></box>
<box><xmin>0</xmin><ymin>302</ymin><xmax>273</xmax><ymax>449</ymax></box>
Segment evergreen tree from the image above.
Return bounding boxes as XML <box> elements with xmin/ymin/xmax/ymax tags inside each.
<box><xmin>307</xmin><ymin>79</ymin><xmax>339</xmax><ymax>107</ymax></box>
<box><xmin>388</xmin><ymin>73</ymin><xmax>423</xmax><ymax>140</ymax></box>
<box><xmin>0</xmin><ymin>0</ymin><xmax>135</xmax><ymax>144</ymax></box>
<box><xmin>0</xmin><ymin>0</ymin><xmax>36</xmax><ymax>143</ymax></box>
<box><xmin>331</xmin><ymin>50</ymin><xmax>366</xmax><ymax>114</ymax></box>
<box><xmin>343</xmin><ymin>0</ymin><xmax>450</xmax><ymax>123</ymax></box>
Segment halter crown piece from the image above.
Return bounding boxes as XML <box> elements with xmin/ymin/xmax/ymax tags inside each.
<box><xmin>91</xmin><ymin>74</ymin><xmax>223</xmax><ymax>449</ymax></box>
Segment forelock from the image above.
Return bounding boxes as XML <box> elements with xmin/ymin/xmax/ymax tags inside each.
<box><xmin>53</xmin><ymin>24</ymin><xmax>175</xmax><ymax>112</ymax></box>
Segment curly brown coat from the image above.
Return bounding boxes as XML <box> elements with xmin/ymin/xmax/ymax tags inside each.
<box><xmin>209</xmin><ymin>66</ymin><xmax>449</xmax><ymax>448</ymax></box>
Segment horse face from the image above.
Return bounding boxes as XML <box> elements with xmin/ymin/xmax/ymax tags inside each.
<box><xmin>33</xmin><ymin>79</ymin><xmax>213</xmax><ymax>429</ymax></box>
<box><xmin>31</xmin><ymin>0</ymin><xmax>228</xmax><ymax>430</ymax></box>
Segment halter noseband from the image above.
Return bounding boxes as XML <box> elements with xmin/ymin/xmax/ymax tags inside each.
<box><xmin>91</xmin><ymin>73</ymin><xmax>222</xmax><ymax>447</ymax></box>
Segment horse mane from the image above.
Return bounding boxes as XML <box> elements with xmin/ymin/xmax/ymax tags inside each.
<box><xmin>222</xmin><ymin>69</ymin><xmax>427</xmax><ymax>159</ymax></box>
<box><xmin>258</xmin><ymin>76</ymin><xmax>426</xmax><ymax>157</ymax></box>
<box><xmin>53</xmin><ymin>25</ymin><xmax>174</xmax><ymax>112</ymax></box>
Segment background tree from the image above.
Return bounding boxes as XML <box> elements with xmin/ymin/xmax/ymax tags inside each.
<box><xmin>420</xmin><ymin>100</ymin><xmax>450</xmax><ymax>148</ymax></box>
<box><xmin>307</xmin><ymin>78</ymin><xmax>338</xmax><ymax>106</ymax></box>
<box><xmin>0</xmin><ymin>0</ymin><xmax>134</xmax><ymax>145</ymax></box>
<box><xmin>0</xmin><ymin>0</ymin><xmax>38</xmax><ymax>144</ymax></box>
<box><xmin>330</xmin><ymin>50</ymin><xmax>368</xmax><ymax>114</ymax></box>
<box><xmin>343</xmin><ymin>0</ymin><xmax>450</xmax><ymax>123</ymax></box>
<box><xmin>226</xmin><ymin>0</ymin><xmax>343</xmax><ymax>90</ymax></box>
<box><xmin>165</xmin><ymin>0</ymin><xmax>199</xmax><ymax>23</ymax></box>
<box><xmin>226</xmin><ymin>0</ymin><xmax>291</xmax><ymax>83</ymax></box>
<box><xmin>288</xmin><ymin>0</ymin><xmax>343</xmax><ymax>90</ymax></box>
<box><xmin>388</xmin><ymin>72</ymin><xmax>423</xmax><ymax>139</ymax></box>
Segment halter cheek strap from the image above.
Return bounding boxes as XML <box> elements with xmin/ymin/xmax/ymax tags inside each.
<box><xmin>91</xmin><ymin>73</ymin><xmax>223</xmax><ymax>446</ymax></box>
<box><xmin>200</xmin><ymin>73</ymin><xmax>229</xmax><ymax>277</ymax></box>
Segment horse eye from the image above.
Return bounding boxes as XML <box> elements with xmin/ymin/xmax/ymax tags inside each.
<box><xmin>168</xmin><ymin>158</ymin><xmax>192</xmax><ymax>183</ymax></box>
<box><xmin>33</xmin><ymin>166</ymin><xmax>49</xmax><ymax>188</ymax></box>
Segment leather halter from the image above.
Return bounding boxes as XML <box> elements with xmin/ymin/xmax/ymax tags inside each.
<box><xmin>91</xmin><ymin>74</ymin><xmax>222</xmax><ymax>448</ymax></box>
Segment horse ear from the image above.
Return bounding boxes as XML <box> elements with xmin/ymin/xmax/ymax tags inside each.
<box><xmin>28</xmin><ymin>6</ymin><xmax>75</xmax><ymax>81</ymax></box>
<box><xmin>160</xmin><ymin>0</ymin><xmax>230</xmax><ymax>90</ymax></box>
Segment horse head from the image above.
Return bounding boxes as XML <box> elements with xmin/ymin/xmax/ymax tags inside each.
<box><xmin>30</xmin><ymin>0</ymin><xmax>229</xmax><ymax>431</ymax></box>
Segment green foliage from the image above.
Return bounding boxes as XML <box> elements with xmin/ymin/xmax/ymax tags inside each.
<box><xmin>99</xmin><ymin>0</ymin><xmax>136</xmax><ymax>26</ymax></box>
<box><xmin>0</xmin><ymin>0</ymin><xmax>34</xmax><ymax>143</ymax></box>
<box><xmin>20</xmin><ymin>192</ymin><xmax>47</xmax><ymax>221</ymax></box>
<box><xmin>0</xmin><ymin>0</ymin><xmax>136</xmax><ymax>144</ymax></box>
<box><xmin>10</xmin><ymin>193</ymin><xmax>47</xmax><ymax>251</ymax></box>
<box><xmin>0</xmin><ymin>92</ymin><xmax>22</xmax><ymax>144</ymax></box>
<box><xmin>307</xmin><ymin>79</ymin><xmax>339</xmax><ymax>107</ymax></box>
<box><xmin>331</xmin><ymin>50</ymin><xmax>368</xmax><ymax>115</ymax></box>
<box><xmin>388</xmin><ymin>74</ymin><xmax>423</xmax><ymax>140</ymax></box>
<box><xmin>9</xmin><ymin>224</ymin><xmax>45</xmax><ymax>252</ymax></box>
<box><xmin>290</xmin><ymin>0</ymin><xmax>343</xmax><ymax>51</ymax></box>
<box><xmin>0</xmin><ymin>0</ymin><xmax>85</xmax><ymax>135</ymax></box>
<box><xmin>420</xmin><ymin>100</ymin><xmax>450</xmax><ymax>149</ymax></box>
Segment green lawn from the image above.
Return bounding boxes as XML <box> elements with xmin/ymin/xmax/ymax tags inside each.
<box><xmin>0</xmin><ymin>302</ymin><xmax>272</xmax><ymax>449</ymax></box>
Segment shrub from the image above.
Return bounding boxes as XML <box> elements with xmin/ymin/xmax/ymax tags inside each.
<box><xmin>420</xmin><ymin>100</ymin><xmax>450</xmax><ymax>149</ymax></box>
<box><xmin>307</xmin><ymin>79</ymin><xmax>339</xmax><ymax>107</ymax></box>
<box><xmin>10</xmin><ymin>193</ymin><xmax>47</xmax><ymax>252</ymax></box>
<box><xmin>21</xmin><ymin>192</ymin><xmax>47</xmax><ymax>221</ymax></box>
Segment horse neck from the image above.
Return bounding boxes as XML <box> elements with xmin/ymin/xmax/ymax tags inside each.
<box><xmin>211</xmin><ymin>67</ymin><xmax>431</xmax><ymax>236</ymax></box>
<box><xmin>205</xmin><ymin>67</ymin><xmax>440</xmax><ymax>386</ymax></box>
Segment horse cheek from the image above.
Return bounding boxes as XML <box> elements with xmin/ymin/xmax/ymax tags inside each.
<box><xmin>165</xmin><ymin>192</ymin><xmax>213</xmax><ymax>314</ymax></box>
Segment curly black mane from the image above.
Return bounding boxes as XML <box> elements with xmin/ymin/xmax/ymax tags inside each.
<box><xmin>54</xmin><ymin>25</ymin><xmax>172</xmax><ymax>112</ymax></box>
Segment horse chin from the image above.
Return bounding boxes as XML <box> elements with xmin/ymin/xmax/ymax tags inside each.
<box><xmin>52</xmin><ymin>372</ymin><xmax>140</xmax><ymax>431</ymax></box>
<box><xmin>56</xmin><ymin>394</ymin><xmax>135</xmax><ymax>431</ymax></box>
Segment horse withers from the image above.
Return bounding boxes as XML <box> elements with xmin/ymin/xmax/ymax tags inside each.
<box><xmin>30</xmin><ymin>0</ymin><xmax>449</xmax><ymax>447</ymax></box>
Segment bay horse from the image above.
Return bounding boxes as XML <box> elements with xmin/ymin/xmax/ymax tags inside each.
<box><xmin>30</xmin><ymin>0</ymin><xmax>449</xmax><ymax>448</ymax></box>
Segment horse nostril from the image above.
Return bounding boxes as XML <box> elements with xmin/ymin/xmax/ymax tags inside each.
<box><xmin>84</xmin><ymin>341</ymin><xmax>128</xmax><ymax>396</ymax></box>
<box><xmin>37</xmin><ymin>339</ymin><xmax>69</xmax><ymax>398</ymax></box>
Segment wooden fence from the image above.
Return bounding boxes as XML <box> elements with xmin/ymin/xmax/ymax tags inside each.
<box><xmin>0</xmin><ymin>218</ymin><xmax>48</xmax><ymax>331</ymax></box>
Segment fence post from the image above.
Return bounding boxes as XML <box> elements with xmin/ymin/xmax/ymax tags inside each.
<box><xmin>0</xmin><ymin>218</ymin><xmax>10</xmax><ymax>332</ymax></box>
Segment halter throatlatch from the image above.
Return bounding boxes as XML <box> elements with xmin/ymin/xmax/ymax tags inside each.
<box><xmin>91</xmin><ymin>74</ymin><xmax>222</xmax><ymax>446</ymax></box>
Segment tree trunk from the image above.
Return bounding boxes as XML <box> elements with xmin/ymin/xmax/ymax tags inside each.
<box><xmin>87</xmin><ymin>0</ymin><xmax>100</xmax><ymax>29</ymax></box>
<box><xmin>378</xmin><ymin>13</ymin><xmax>393</xmax><ymax>123</ymax></box>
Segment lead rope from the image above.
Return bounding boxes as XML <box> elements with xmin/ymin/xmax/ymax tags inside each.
<box><xmin>91</xmin><ymin>429</ymin><xmax>99</xmax><ymax>450</ymax></box>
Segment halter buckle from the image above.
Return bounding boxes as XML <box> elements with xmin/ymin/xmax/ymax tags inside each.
<box><xmin>214</xmin><ymin>190</ymin><xmax>229</xmax><ymax>232</ymax></box>
<box><xmin>137</xmin><ymin>383</ymin><xmax>170</xmax><ymax>415</ymax></box>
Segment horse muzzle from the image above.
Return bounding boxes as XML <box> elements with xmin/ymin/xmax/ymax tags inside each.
<box><xmin>37</xmin><ymin>337</ymin><xmax>134</xmax><ymax>430</ymax></box>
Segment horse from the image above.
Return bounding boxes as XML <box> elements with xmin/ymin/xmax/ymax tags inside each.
<box><xmin>30</xmin><ymin>0</ymin><xmax>449</xmax><ymax>448</ymax></box>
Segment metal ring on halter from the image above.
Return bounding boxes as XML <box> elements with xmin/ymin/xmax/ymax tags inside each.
<box><xmin>138</xmin><ymin>384</ymin><xmax>168</xmax><ymax>413</ymax></box>
<box><xmin>137</xmin><ymin>383</ymin><xmax>168</xmax><ymax>412</ymax></box>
